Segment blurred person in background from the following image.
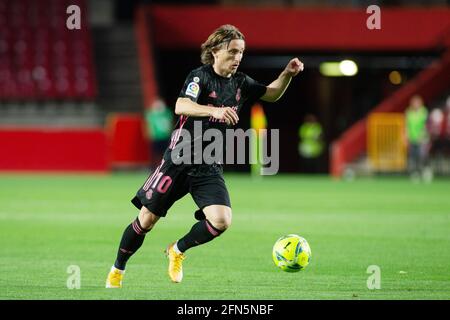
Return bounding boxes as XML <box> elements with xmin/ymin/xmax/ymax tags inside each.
<box><xmin>443</xmin><ymin>96</ymin><xmax>450</xmax><ymax>154</ymax></box>
<box><xmin>428</xmin><ymin>107</ymin><xmax>444</xmax><ymax>142</ymax></box>
<box><xmin>428</xmin><ymin>104</ymin><xmax>445</xmax><ymax>170</ymax></box>
<box><xmin>145</xmin><ymin>98</ymin><xmax>174</xmax><ymax>169</ymax></box>
<box><xmin>298</xmin><ymin>113</ymin><xmax>324</xmax><ymax>173</ymax></box>
<box><xmin>435</xmin><ymin>96</ymin><xmax>450</xmax><ymax>174</ymax></box>
<box><xmin>405</xmin><ymin>95</ymin><xmax>431</xmax><ymax>182</ymax></box>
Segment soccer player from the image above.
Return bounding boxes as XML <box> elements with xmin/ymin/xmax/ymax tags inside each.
<box><xmin>106</xmin><ymin>24</ymin><xmax>303</xmax><ymax>287</ymax></box>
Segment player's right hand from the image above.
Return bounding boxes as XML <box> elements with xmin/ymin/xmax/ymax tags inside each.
<box><xmin>211</xmin><ymin>107</ymin><xmax>239</xmax><ymax>125</ymax></box>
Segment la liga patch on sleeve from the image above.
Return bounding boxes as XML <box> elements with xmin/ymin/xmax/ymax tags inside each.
<box><xmin>185</xmin><ymin>82</ymin><xmax>200</xmax><ymax>98</ymax></box>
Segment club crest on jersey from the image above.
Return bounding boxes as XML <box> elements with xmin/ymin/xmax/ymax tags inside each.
<box><xmin>236</xmin><ymin>88</ymin><xmax>241</xmax><ymax>102</ymax></box>
<box><xmin>193</xmin><ymin>77</ymin><xmax>200</xmax><ymax>83</ymax></box>
<box><xmin>186</xmin><ymin>82</ymin><xmax>200</xmax><ymax>98</ymax></box>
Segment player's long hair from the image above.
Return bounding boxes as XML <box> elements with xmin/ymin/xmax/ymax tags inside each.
<box><xmin>200</xmin><ymin>25</ymin><xmax>245</xmax><ymax>65</ymax></box>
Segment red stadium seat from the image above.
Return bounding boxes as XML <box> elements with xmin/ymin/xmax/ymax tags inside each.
<box><xmin>0</xmin><ymin>0</ymin><xmax>96</xmax><ymax>101</ymax></box>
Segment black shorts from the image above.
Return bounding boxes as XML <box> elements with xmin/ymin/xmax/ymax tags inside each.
<box><xmin>131</xmin><ymin>158</ymin><xmax>231</xmax><ymax>217</ymax></box>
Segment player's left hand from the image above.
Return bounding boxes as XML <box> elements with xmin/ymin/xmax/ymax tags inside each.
<box><xmin>285</xmin><ymin>58</ymin><xmax>304</xmax><ymax>77</ymax></box>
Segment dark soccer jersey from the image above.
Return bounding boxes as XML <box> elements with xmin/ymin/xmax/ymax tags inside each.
<box><xmin>166</xmin><ymin>64</ymin><xmax>266</xmax><ymax>176</ymax></box>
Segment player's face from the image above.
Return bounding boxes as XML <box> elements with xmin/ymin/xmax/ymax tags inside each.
<box><xmin>213</xmin><ymin>39</ymin><xmax>245</xmax><ymax>76</ymax></box>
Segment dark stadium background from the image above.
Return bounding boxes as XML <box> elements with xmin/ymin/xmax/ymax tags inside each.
<box><xmin>156</xmin><ymin>49</ymin><xmax>438</xmax><ymax>173</ymax></box>
<box><xmin>2</xmin><ymin>0</ymin><xmax>448</xmax><ymax>176</ymax></box>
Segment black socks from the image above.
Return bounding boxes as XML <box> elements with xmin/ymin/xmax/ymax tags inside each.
<box><xmin>114</xmin><ymin>218</ymin><xmax>150</xmax><ymax>270</ymax></box>
<box><xmin>177</xmin><ymin>219</ymin><xmax>223</xmax><ymax>253</ymax></box>
<box><xmin>114</xmin><ymin>215</ymin><xmax>225</xmax><ymax>269</ymax></box>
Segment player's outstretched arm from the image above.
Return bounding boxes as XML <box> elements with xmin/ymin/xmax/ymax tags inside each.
<box><xmin>261</xmin><ymin>58</ymin><xmax>304</xmax><ymax>103</ymax></box>
<box><xmin>175</xmin><ymin>98</ymin><xmax>239</xmax><ymax>125</ymax></box>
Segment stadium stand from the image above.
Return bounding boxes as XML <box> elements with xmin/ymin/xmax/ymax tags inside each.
<box><xmin>0</xmin><ymin>0</ymin><xmax>96</xmax><ymax>100</ymax></box>
<box><xmin>0</xmin><ymin>0</ymin><xmax>107</xmax><ymax>171</ymax></box>
<box><xmin>1</xmin><ymin>1</ymin><xmax>449</xmax><ymax>174</ymax></box>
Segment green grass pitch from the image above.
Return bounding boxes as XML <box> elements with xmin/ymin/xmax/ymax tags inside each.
<box><xmin>0</xmin><ymin>173</ymin><xmax>449</xmax><ymax>300</ymax></box>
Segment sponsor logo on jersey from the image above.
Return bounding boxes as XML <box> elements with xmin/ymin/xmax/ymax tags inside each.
<box><xmin>185</xmin><ymin>82</ymin><xmax>200</xmax><ymax>98</ymax></box>
<box><xmin>209</xmin><ymin>91</ymin><xmax>217</xmax><ymax>98</ymax></box>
